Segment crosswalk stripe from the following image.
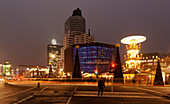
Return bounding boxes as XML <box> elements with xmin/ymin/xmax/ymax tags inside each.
<box><xmin>74</xmin><ymin>91</ymin><xmax>163</xmax><ymax>99</ymax></box>
<box><xmin>74</xmin><ymin>94</ymin><xmax>162</xmax><ymax>98</ymax></box>
<box><xmin>75</xmin><ymin>91</ymin><xmax>147</xmax><ymax>95</ymax></box>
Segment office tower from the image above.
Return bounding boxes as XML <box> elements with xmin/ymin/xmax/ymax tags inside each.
<box><xmin>65</xmin><ymin>8</ymin><xmax>85</xmax><ymax>35</ymax></box>
<box><xmin>60</xmin><ymin>8</ymin><xmax>95</xmax><ymax>70</ymax></box>
<box><xmin>47</xmin><ymin>39</ymin><xmax>63</xmax><ymax>70</ymax></box>
<box><xmin>63</xmin><ymin>8</ymin><xmax>94</xmax><ymax>49</ymax></box>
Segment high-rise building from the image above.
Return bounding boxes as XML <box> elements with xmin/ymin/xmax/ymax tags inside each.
<box><xmin>60</xmin><ymin>8</ymin><xmax>95</xmax><ymax>70</ymax></box>
<box><xmin>63</xmin><ymin>29</ymin><xmax>94</xmax><ymax>49</ymax></box>
<box><xmin>63</xmin><ymin>8</ymin><xmax>94</xmax><ymax>49</ymax></box>
<box><xmin>47</xmin><ymin>39</ymin><xmax>63</xmax><ymax>70</ymax></box>
<box><xmin>65</xmin><ymin>8</ymin><xmax>85</xmax><ymax>35</ymax></box>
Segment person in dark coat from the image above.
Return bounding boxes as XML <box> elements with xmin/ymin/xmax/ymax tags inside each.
<box><xmin>98</xmin><ymin>77</ymin><xmax>105</xmax><ymax>96</ymax></box>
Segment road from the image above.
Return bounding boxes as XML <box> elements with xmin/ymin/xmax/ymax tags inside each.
<box><xmin>1</xmin><ymin>81</ymin><xmax>170</xmax><ymax>104</ymax></box>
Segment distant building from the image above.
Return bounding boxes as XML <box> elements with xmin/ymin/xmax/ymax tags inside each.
<box><xmin>47</xmin><ymin>39</ymin><xmax>63</xmax><ymax>70</ymax></box>
<box><xmin>29</xmin><ymin>66</ymin><xmax>49</xmax><ymax>78</ymax></box>
<box><xmin>61</xmin><ymin>8</ymin><xmax>95</xmax><ymax>70</ymax></box>
<box><xmin>17</xmin><ymin>65</ymin><xmax>49</xmax><ymax>78</ymax></box>
<box><xmin>3</xmin><ymin>62</ymin><xmax>11</xmax><ymax>76</ymax></box>
<box><xmin>64</xmin><ymin>42</ymin><xmax>116</xmax><ymax>74</ymax></box>
<box><xmin>18</xmin><ymin>65</ymin><xmax>32</xmax><ymax>77</ymax></box>
<box><xmin>141</xmin><ymin>53</ymin><xmax>167</xmax><ymax>70</ymax></box>
<box><xmin>0</xmin><ymin>63</ymin><xmax>3</xmax><ymax>76</ymax></box>
<box><xmin>164</xmin><ymin>56</ymin><xmax>170</xmax><ymax>68</ymax></box>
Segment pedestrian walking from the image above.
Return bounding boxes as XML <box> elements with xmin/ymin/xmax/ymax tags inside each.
<box><xmin>98</xmin><ymin>77</ymin><xmax>105</xmax><ymax>96</ymax></box>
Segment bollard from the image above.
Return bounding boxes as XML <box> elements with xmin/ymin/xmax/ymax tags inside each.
<box><xmin>37</xmin><ymin>82</ymin><xmax>40</xmax><ymax>88</ymax></box>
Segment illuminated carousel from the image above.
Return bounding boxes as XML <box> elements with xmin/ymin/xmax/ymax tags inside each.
<box><xmin>121</xmin><ymin>35</ymin><xmax>146</xmax><ymax>72</ymax></box>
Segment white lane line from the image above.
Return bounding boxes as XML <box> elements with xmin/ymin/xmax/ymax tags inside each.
<box><xmin>41</xmin><ymin>86</ymin><xmax>48</xmax><ymax>91</ymax></box>
<box><xmin>75</xmin><ymin>91</ymin><xmax>147</xmax><ymax>95</ymax></box>
<box><xmin>0</xmin><ymin>87</ymin><xmax>36</xmax><ymax>100</ymax></box>
<box><xmin>31</xmin><ymin>83</ymin><xmax>97</xmax><ymax>86</ymax></box>
<box><xmin>14</xmin><ymin>86</ymin><xmax>48</xmax><ymax>104</ymax></box>
<box><xmin>73</xmin><ymin>94</ymin><xmax>162</xmax><ymax>98</ymax></box>
<box><xmin>13</xmin><ymin>95</ymin><xmax>34</xmax><ymax>104</ymax></box>
<box><xmin>66</xmin><ymin>86</ymin><xmax>77</xmax><ymax>104</ymax></box>
<box><xmin>135</xmin><ymin>87</ymin><xmax>163</xmax><ymax>94</ymax></box>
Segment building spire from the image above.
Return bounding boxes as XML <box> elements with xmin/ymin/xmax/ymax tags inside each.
<box><xmin>88</xmin><ymin>29</ymin><xmax>91</xmax><ymax>36</ymax></box>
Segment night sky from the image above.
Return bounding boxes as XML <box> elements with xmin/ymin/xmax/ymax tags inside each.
<box><xmin>0</xmin><ymin>0</ymin><xmax>169</xmax><ymax>66</ymax></box>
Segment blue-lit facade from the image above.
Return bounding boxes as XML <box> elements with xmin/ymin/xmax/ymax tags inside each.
<box><xmin>65</xmin><ymin>42</ymin><xmax>116</xmax><ymax>73</ymax></box>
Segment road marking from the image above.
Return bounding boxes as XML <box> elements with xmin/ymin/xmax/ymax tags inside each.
<box><xmin>74</xmin><ymin>91</ymin><xmax>164</xmax><ymax>99</ymax></box>
<box><xmin>13</xmin><ymin>86</ymin><xmax>48</xmax><ymax>104</ymax></box>
<box><xmin>66</xmin><ymin>86</ymin><xmax>77</xmax><ymax>104</ymax></box>
<box><xmin>13</xmin><ymin>95</ymin><xmax>34</xmax><ymax>104</ymax></box>
<box><xmin>0</xmin><ymin>87</ymin><xmax>36</xmax><ymax>100</ymax></box>
<box><xmin>135</xmin><ymin>87</ymin><xmax>163</xmax><ymax>94</ymax></box>
<box><xmin>75</xmin><ymin>91</ymin><xmax>147</xmax><ymax>95</ymax></box>
<box><xmin>41</xmin><ymin>86</ymin><xmax>48</xmax><ymax>91</ymax></box>
<box><xmin>73</xmin><ymin>94</ymin><xmax>162</xmax><ymax>98</ymax></box>
<box><xmin>36</xmin><ymin>83</ymin><xmax>97</xmax><ymax>86</ymax></box>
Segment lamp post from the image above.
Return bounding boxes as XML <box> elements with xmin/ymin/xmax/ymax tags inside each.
<box><xmin>59</xmin><ymin>68</ymin><xmax>63</xmax><ymax>77</ymax></box>
<box><xmin>37</xmin><ymin>66</ymin><xmax>39</xmax><ymax>78</ymax></box>
<box><xmin>49</xmin><ymin>62</ymin><xmax>53</xmax><ymax>77</ymax></box>
<box><xmin>95</xmin><ymin>49</ymin><xmax>103</xmax><ymax>78</ymax></box>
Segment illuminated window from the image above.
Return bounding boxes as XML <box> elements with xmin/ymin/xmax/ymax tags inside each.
<box><xmin>156</xmin><ymin>56</ymin><xmax>158</xmax><ymax>58</ymax></box>
<box><xmin>148</xmin><ymin>60</ymin><xmax>153</xmax><ymax>62</ymax></box>
<box><xmin>152</xmin><ymin>56</ymin><xmax>154</xmax><ymax>58</ymax></box>
<box><xmin>146</xmin><ymin>57</ymin><xmax>148</xmax><ymax>59</ymax></box>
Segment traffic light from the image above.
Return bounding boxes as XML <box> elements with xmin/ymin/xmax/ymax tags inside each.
<box><xmin>111</xmin><ymin>63</ymin><xmax>116</xmax><ymax>68</ymax></box>
<box><xmin>110</xmin><ymin>63</ymin><xmax>116</xmax><ymax>73</ymax></box>
<box><xmin>95</xmin><ymin>69</ymin><xmax>98</xmax><ymax>74</ymax></box>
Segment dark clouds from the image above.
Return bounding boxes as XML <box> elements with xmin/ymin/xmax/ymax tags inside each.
<box><xmin>0</xmin><ymin>0</ymin><xmax>169</xmax><ymax>65</ymax></box>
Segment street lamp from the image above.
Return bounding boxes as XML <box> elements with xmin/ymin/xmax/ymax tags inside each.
<box><xmin>49</xmin><ymin>62</ymin><xmax>53</xmax><ymax>77</ymax></box>
<box><xmin>16</xmin><ymin>69</ymin><xmax>19</xmax><ymax>78</ymax></box>
<box><xmin>59</xmin><ymin>68</ymin><xmax>63</xmax><ymax>77</ymax></box>
<box><xmin>51</xmin><ymin>54</ymin><xmax>55</xmax><ymax>59</ymax></box>
<box><xmin>37</xmin><ymin>66</ymin><xmax>39</xmax><ymax>78</ymax></box>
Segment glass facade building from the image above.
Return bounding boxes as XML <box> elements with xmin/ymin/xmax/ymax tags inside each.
<box><xmin>47</xmin><ymin>44</ymin><xmax>63</xmax><ymax>69</ymax></box>
<box><xmin>65</xmin><ymin>42</ymin><xmax>116</xmax><ymax>73</ymax></box>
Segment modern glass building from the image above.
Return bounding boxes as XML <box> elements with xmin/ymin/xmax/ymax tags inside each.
<box><xmin>65</xmin><ymin>42</ymin><xmax>116</xmax><ymax>73</ymax></box>
<box><xmin>47</xmin><ymin>39</ymin><xmax>63</xmax><ymax>70</ymax></box>
<box><xmin>3</xmin><ymin>62</ymin><xmax>11</xmax><ymax>76</ymax></box>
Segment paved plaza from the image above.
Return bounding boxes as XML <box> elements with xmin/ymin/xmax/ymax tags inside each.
<box><xmin>0</xmin><ymin>81</ymin><xmax>170</xmax><ymax>104</ymax></box>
